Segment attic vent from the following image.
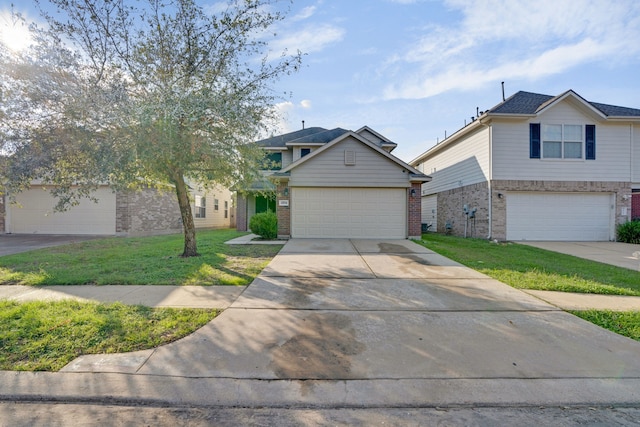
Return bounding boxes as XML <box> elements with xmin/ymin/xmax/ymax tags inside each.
<box><xmin>344</xmin><ymin>150</ymin><xmax>356</xmax><ymax>165</ymax></box>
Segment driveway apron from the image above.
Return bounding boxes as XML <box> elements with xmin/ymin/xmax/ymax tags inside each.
<box><xmin>56</xmin><ymin>239</ymin><xmax>640</xmax><ymax>406</ymax></box>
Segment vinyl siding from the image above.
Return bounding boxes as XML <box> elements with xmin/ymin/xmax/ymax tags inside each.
<box><xmin>193</xmin><ymin>184</ymin><xmax>233</xmax><ymax>229</ymax></box>
<box><xmin>290</xmin><ymin>136</ymin><xmax>410</xmax><ymax>187</ymax></box>
<box><xmin>421</xmin><ymin>194</ymin><xmax>437</xmax><ymax>231</ymax></box>
<box><xmin>420</xmin><ymin>126</ymin><xmax>490</xmax><ymax>195</ymax></box>
<box><xmin>492</xmin><ymin>103</ymin><xmax>633</xmax><ymax>182</ymax></box>
<box><xmin>282</xmin><ymin>150</ymin><xmax>293</xmax><ymax>168</ymax></box>
<box><xmin>358</xmin><ymin>129</ymin><xmax>383</xmax><ymax>145</ymax></box>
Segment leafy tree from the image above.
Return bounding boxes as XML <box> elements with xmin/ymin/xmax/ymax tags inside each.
<box><xmin>0</xmin><ymin>0</ymin><xmax>301</xmax><ymax>256</ymax></box>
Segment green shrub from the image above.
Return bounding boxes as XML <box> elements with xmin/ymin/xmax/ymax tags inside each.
<box><xmin>249</xmin><ymin>210</ymin><xmax>278</xmax><ymax>240</ymax></box>
<box><xmin>617</xmin><ymin>220</ymin><xmax>640</xmax><ymax>244</ymax></box>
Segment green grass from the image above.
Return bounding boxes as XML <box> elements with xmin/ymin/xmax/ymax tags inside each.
<box><xmin>0</xmin><ymin>300</ymin><xmax>218</xmax><ymax>371</ymax></box>
<box><xmin>570</xmin><ymin>310</ymin><xmax>640</xmax><ymax>341</ymax></box>
<box><xmin>417</xmin><ymin>233</ymin><xmax>640</xmax><ymax>342</ymax></box>
<box><xmin>0</xmin><ymin>229</ymin><xmax>282</xmax><ymax>286</ymax></box>
<box><xmin>417</xmin><ymin>233</ymin><xmax>640</xmax><ymax>296</ymax></box>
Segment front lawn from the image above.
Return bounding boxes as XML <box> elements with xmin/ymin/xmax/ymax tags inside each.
<box><xmin>417</xmin><ymin>234</ymin><xmax>640</xmax><ymax>342</ymax></box>
<box><xmin>417</xmin><ymin>233</ymin><xmax>640</xmax><ymax>296</ymax></box>
<box><xmin>0</xmin><ymin>300</ymin><xmax>218</xmax><ymax>371</ymax></box>
<box><xmin>0</xmin><ymin>229</ymin><xmax>282</xmax><ymax>286</ymax></box>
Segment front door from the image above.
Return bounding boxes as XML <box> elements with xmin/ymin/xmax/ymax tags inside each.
<box><xmin>255</xmin><ymin>195</ymin><xmax>276</xmax><ymax>214</ymax></box>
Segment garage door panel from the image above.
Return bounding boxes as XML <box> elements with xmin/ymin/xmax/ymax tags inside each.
<box><xmin>9</xmin><ymin>188</ymin><xmax>116</xmax><ymax>235</ymax></box>
<box><xmin>292</xmin><ymin>188</ymin><xmax>406</xmax><ymax>239</ymax></box>
<box><xmin>506</xmin><ymin>192</ymin><xmax>612</xmax><ymax>241</ymax></box>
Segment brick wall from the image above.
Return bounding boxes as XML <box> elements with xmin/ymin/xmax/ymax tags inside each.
<box><xmin>632</xmin><ymin>193</ymin><xmax>640</xmax><ymax>220</ymax></box>
<box><xmin>236</xmin><ymin>195</ymin><xmax>247</xmax><ymax>231</ymax></box>
<box><xmin>116</xmin><ymin>188</ymin><xmax>183</xmax><ymax>236</ymax></box>
<box><xmin>435</xmin><ymin>180</ymin><xmax>631</xmax><ymax>240</ymax></box>
<box><xmin>276</xmin><ymin>183</ymin><xmax>290</xmax><ymax>239</ymax></box>
<box><xmin>408</xmin><ymin>183</ymin><xmax>422</xmax><ymax>238</ymax></box>
<box><xmin>438</xmin><ymin>182</ymin><xmax>489</xmax><ymax>239</ymax></box>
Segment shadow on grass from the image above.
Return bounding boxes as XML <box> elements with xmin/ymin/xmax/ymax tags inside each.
<box><xmin>0</xmin><ymin>230</ymin><xmax>281</xmax><ymax>286</ymax></box>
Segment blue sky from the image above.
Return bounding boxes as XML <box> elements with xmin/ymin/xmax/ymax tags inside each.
<box><xmin>3</xmin><ymin>0</ymin><xmax>640</xmax><ymax>162</ymax></box>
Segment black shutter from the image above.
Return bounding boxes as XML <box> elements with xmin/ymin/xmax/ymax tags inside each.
<box><xmin>530</xmin><ymin>123</ymin><xmax>541</xmax><ymax>159</ymax></box>
<box><xmin>585</xmin><ymin>124</ymin><xmax>596</xmax><ymax>160</ymax></box>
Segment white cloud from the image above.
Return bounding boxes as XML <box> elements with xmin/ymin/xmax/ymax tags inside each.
<box><xmin>292</xmin><ymin>6</ymin><xmax>317</xmax><ymax>21</ymax></box>
<box><xmin>300</xmin><ymin>99</ymin><xmax>312</xmax><ymax>109</ymax></box>
<box><xmin>383</xmin><ymin>0</ymin><xmax>640</xmax><ymax>100</ymax></box>
<box><xmin>271</xmin><ymin>23</ymin><xmax>345</xmax><ymax>55</ymax></box>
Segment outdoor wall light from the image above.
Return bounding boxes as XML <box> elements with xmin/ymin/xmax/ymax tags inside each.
<box><xmin>283</xmin><ymin>187</ymin><xmax>289</xmax><ymax>197</ymax></box>
<box><xmin>410</xmin><ymin>188</ymin><xmax>417</xmax><ymax>197</ymax></box>
<box><xmin>497</xmin><ymin>193</ymin><xmax>503</xmax><ymax>199</ymax></box>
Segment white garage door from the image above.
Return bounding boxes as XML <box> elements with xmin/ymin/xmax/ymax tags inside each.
<box><xmin>292</xmin><ymin>188</ymin><xmax>406</xmax><ymax>238</ymax></box>
<box><xmin>9</xmin><ymin>187</ymin><xmax>116</xmax><ymax>234</ymax></box>
<box><xmin>506</xmin><ymin>192</ymin><xmax>613</xmax><ymax>241</ymax></box>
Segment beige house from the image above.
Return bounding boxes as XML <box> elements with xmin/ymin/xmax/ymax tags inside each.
<box><xmin>237</xmin><ymin>126</ymin><xmax>430</xmax><ymax>239</ymax></box>
<box><xmin>1</xmin><ymin>183</ymin><xmax>233</xmax><ymax>236</ymax></box>
<box><xmin>410</xmin><ymin>89</ymin><xmax>640</xmax><ymax>241</ymax></box>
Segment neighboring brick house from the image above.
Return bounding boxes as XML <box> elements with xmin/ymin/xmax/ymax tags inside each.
<box><xmin>410</xmin><ymin>90</ymin><xmax>640</xmax><ymax>241</ymax></box>
<box><xmin>237</xmin><ymin>126</ymin><xmax>430</xmax><ymax>239</ymax></box>
<box><xmin>1</xmin><ymin>183</ymin><xmax>233</xmax><ymax>236</ymax></box>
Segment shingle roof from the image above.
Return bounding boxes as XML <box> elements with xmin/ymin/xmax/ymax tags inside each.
<box><xmin>255</xmin><ymin>127</ymin><xmax>350</xmax><ymax>147</ymax></box>
<box><xmin>288</xmin><ymin>127</ymin><xmax>349</xmax><ymax>144</ymax></box>
<box><xmin>589</xmin><ymin>102</ymin><xmax>640</xmax><ymax>117</ymax></box>
<box><xmin>489</xmin><ymin>91</ymin><xmax>554</xmax><ymax>114</ymax></box>
<box><xmin>488</xmin><ymin>90</ymin><xmax>640</xmax><ymax>117</ymax></box>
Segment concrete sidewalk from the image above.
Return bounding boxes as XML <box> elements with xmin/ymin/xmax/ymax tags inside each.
<box><xmin>0</xmin><ymin>284</ymin><xmax>244</xmax><ymax>309</ymax></box>
<box><xmin>519</xmin><ymin>241</ymin><xmax>640</xmax><ymax>271</ymax></box>
<box><xmin>3</xmin><ymin>237</ymin><xmax>640</xmax><ymax>414</ymax></box>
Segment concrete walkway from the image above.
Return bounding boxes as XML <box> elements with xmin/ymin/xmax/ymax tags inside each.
<box><xmin>519</xmin><ymin>241</ymin><xmax>640</xmax><ymax>271</ymax></box>
<box><xmin>3</xmin><ymin>238</ymin><xmax>640</xmax><ymax>413</ymax></box>
<box><xmin>0</xmin><ymin>284</ymin><xmax>244</xmax><ymax>309</ymax></box>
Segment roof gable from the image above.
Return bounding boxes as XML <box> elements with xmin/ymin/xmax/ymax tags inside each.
<box><xmin>281</xmin><ymin>130</ymin><xmax>426</xmax><ymax>178</ymax></box>
<box><xmin>489</xmin><ymin>90</ymin><xmax>640</xmax><ymax>119</ymax></box>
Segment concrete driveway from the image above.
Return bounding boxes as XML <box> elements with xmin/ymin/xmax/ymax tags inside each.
<box><xmin>518</xmin><ymin>241</ymin><xmax>640</xmax><ymax>271</ymax></box>
<box><xmin>0</xmin><ymin>234</ymin><xmax>103</xmax><ymax>256</ymax></box>
<box><xmin>13</xmin><ymin>238</ymin><xmax>635</xmax><ymax>409</ymax></box>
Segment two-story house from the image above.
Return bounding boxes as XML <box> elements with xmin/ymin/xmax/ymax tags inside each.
<box><xmin>236</xmin><ymin>126</ymin><xmax>430</xmax><ymax>239</ymax></box>
<box><xmin>410</xmin><ymin>90</ymin><xmax>640</xmax><ymax>241</ymax></box>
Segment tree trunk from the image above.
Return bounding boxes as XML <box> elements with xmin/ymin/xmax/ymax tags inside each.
<box><xmin>173</xmin><ymin>173</ymin><xmax>199</xmax><ymax>257</ymax></box>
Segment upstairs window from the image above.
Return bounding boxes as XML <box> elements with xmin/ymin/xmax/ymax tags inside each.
<box><xmin>530</xmin><ymin>124</ymin><xmax>596</xmax><ymax>160</ymax></box>
<box><xmin>214</xmin><ymin>198</ymin><xmax>219</xmax><ymax>211</ymax></box>
<box><xmin>300</xmin><ymin>148</ymin><xmax>311</xmax><ymax>157</ymax></box>
<box><xmin>263</xmin><ymin>152</ymin><xmax>282</xmax><ymax>170</ymax></box>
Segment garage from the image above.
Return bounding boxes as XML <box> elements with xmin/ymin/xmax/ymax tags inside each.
<box><xmin>291</xmin><ymin>187</ymin><xmax>407</xmax><ymax>238</ymax></box>
<box><xmin>506</xmin><ymin>192</ymin><xmax>614</xmax><ymax>241</ymax></box>
<box><xmin>8</xmin><ymin>187</ymin><xmax>116</xmax><ymax>235</ymax></box>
